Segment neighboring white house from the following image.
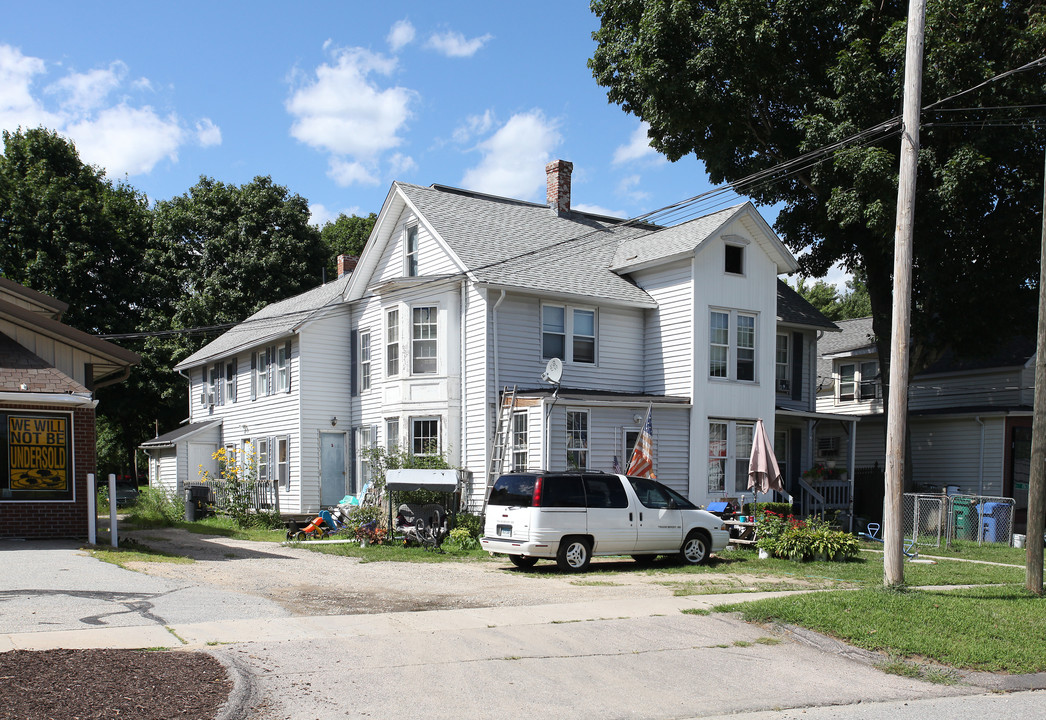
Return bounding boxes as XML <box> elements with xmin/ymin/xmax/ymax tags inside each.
<box><xmin>151</xmin><ymin>160</ymin><xmax>845</xmax><ymax>515</ymax></box>
<box><xmin>815</xmin><ymin>317</ymin><xmax>1034</xmax><ymax>530</ymax></box>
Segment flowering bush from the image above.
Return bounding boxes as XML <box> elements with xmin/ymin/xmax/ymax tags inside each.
<box><xmin>198</xmin><ymin>445</ymin><xmax>257</xmax><ymax>528</ymax></box>
<box><xmin>801</xmin><ymin>463</ymin><xmax>829</xmax><ymax>481</ymax></box>
<box><xmin>756</xmin><ymin>511</ymin><xmax>858</xmax><ymax>561</ymax></box>
<box><xmin>354</xmin><ymin>520</ymin><xmax>387</xmax><ymax>545</ymax></box>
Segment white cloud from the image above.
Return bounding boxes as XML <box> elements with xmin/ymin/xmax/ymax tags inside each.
<box><xmin>66</xmin><ymin>105</ymin><xmax>184</xmax><ymax>176</ymax></box>
<box><xmin>309</xmin><ymin>202</ymin><xmax>363</xmax><ymax>227</ymax></box>
<box><xmin>452</xmin><ymin>109</ymin><xmax>495</xmax><ymax>144</ymax></box>
<box><xmin>0</xmin><ymin>44</ymin><xmax>215</xmax><ymax>179</ymax></box>
<box><xmin>388</xmin><ymin>152</ymin><xmax>417</xmax><ymax>176</ymax></box>
<box><xmin>461</xmin><ymin>110</ymin><xmax>561</xmax><ymax>200</ymax></box>
<box><xmin>0</xmin><ymin>44</ymin><xmax>62</xmax><ymax>131</ymax></box>
<box><xmin>47</xmin><ymin>62</ymin><xmax>126</xmax><ymax>111</ymax></box>
<box><xmin>195</xmin><ymin>118</ymin><xmax>222</xmax><ymax>147</ymax></box>
<box><xmin>822</xmin><ymin>261</ymin><xmax>853</xmax><ymax>293</ymax></box>
<box><xmin>616</xmin><ymin>173</ymin><xmax>650</xmax><ymax>202</ymax></box>
<box><xmin>287</xmin><ymin>45</ymin><xmax>417</xmax><ymax>186</ymax></box>
<box><xmin>425</xmin><ymin>30</ymin><xmax>492</xmax><ymax>58</ymax></box>
<box><xmin>327</xmin><ymin>157</ymin><xmax>380</xmax><ymax>187</ymax></box>
<box><xmin>387</xmin><ymin>19</ymin><xmax>416</xmax><ymax>52</ymax></box>
<box><xmin>573</xmin><ymin>203</ymin><xmax>625</xmax><ymax>219</ymax></box>
<box><xmin>613</xmin><ymin>122</ymin><xmax>665</xmax><ymax>165</ymax></box>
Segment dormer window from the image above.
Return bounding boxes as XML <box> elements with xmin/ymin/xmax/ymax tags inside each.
<box><xmin>725</xmin><ymin>243</ymin><xmax>744</xmax><ymax>275</ymax></box>
<box><xmin>405</xmin><ymin>225</ymin><xmax>419</xmax><ymax>276</ymax></box>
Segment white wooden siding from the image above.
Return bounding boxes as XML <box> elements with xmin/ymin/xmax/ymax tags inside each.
<box><xmin>909</xmin><ymin>369</ymin><xmax>1026</xmax><ymax>411</ymax></box>
<box><xmin>374</xmin><ymin>209</ymin><xmax>461</xmax><ymax>283</ymax></box>
<box><xmin>630</xmin><ymin>260</ymin><xmax>694</xmax><ymax>397</ymax></box>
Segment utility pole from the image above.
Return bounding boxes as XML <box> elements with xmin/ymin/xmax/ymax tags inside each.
<box><xmin>884</xmin><ymin>0</ymin><xmax>926</xmax><ymax>588</ymax></box>
<box><xmin>1027</xmin><ymin>149</ymin><xmax>1046</xmax><ymax>595</ymax></box>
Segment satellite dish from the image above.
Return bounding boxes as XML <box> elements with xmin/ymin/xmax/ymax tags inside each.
<box><xmin>541</xmin><ymin>357</ymin><xmax>563</xmax><ymax>384</ymax></box>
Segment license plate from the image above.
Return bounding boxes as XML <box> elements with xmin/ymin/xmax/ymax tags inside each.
<box><xmin>497</xmin><ymin>524</ymin><xmax>512</xmax><ymax>537</ymax></box>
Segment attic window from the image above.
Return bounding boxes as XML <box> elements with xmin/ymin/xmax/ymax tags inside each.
<box><xmin>725</xmin><ymin>244</ymin><xmax>744</xmax><ymax>275</ymax></box>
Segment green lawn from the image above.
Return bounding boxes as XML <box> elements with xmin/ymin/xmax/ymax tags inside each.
<box><xmin>716</xmin><ymin>584</ymin><xmax>1046</xmax><ymax>674</ymax></box>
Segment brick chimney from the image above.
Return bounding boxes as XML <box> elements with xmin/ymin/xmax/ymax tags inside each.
<box><xmin>545</xmin><ymin>159</ymin><xmax>573</xmax><ymax>215</ymax></box>
<box><xmin>337</xmin><ymin>254</ymin><xmax>359</xmax><ymax>278</ymax></box>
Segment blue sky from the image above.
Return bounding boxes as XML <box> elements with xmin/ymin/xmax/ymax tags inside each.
<box><xmin>1</xmin><ymin>2</ymin><xmax>848</xmax><ymax>286</ymax></box>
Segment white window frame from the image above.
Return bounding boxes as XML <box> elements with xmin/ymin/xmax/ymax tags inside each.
<box><xmin>565</xmin><ymin>409</ymin><xmax>589</xmax><ymax>470</ymax></box>
<box><xmin>253</xmin><ymin>348</ymin><xmax>270</xmax><ymax>398</ymax></box>
<box><xmin>225</xmin><ymin>358</ymin><xmax>237</xmax><ymax>403</ymax></box>
<box><xmin>385</xmin><ymin>417</ymin><xmax>400</xmax><ymax>452</ymax></box>
<box><xmin>277</xmin><ymin>436</ymin><xmax>289</xmax><ymax>490</ymax></box>
<box><xmin>359</xmin><ymin>331</ymin><xmax>372</xmax><ymax>391</ymax></box>
<box><xmin>836</xmin><ymin>360</ymin><xmax>879</xmax><ymax>403</ymax></box>
<box><xmin>357</xmin><ymin>425</ymin><xmax>377</xmax><ymax>491</ymax></box>
<box><xmin>276</xmin><ymin>342</ymin><xmax>290</xmax><ymax>393</ymax></box>
<box><xmin>707</xmin><ymin>419</ymin><xmax>756</xmax><ymax>494</ymax></box>
<box><xmin>405</xmin><ymin>224</ymin><xmax>419</xmax><ymax>276</ymax></box>
<box><xmin>511</xmin><ymin>410</ymin><xmax>528</xmax><ymax>472</ymax></box>
<box><xmin>385</xmin><ymin>308</ymin><xmax>400</xmax><ymax>377</ymax></box>
<box><xmin>411</xmin><ymin>305</ymin><xmax>438</xmax><ymax>375</ymax></box>
<box><xmin>410</xmin><ymin>417</ymin><xmax>441</xmax><ymax>456</ymax></box>
<box><xmin>256</xmin><ymin>437</ymin><xmax>270</xmax><ymax>485</ymax></box>
<box><xmin>708</xmin><ymin>309</ymin><xmax>758</xmax><ymax>383</ymax></box>
<box><xmin>541</xmin><ymin>303</ymin><xmax>597</xmax><ymax>365</ymax></box>
<box><xmin>775</xmin><ymin>333</ymin><xmax>791</xmax><ymax>394</ymax></box>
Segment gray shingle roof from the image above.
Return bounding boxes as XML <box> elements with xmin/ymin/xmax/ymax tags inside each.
<box><xmin>776</xmin><ymin>280</ymin><xmax>839</xmax><ymax>331</ymax></box>
<box><xmin>396</xmin><ymin>183</ymin><xmax>656</xmax><ymax>305</ymax></box>
<box><xmin>610</xmin><ymin>204</ymin><xmax>743</xmax><ymax>271</ymax></box>
<box><xmin>816</xmin><ymin>317</ymin><xmax>876</xmax><ymax>381</ymax></box>
<box><xmin>174</xmin><ymin>274</ymin><xmax>352</xmax><ymax>370</ymax></box>
<box><xmin>0</xmin><ymin>332</ymin><xmax>89</xmax><ymax>394</ymax></box>
<box><xmin>140</xmin><ymin>419</ymin><xmax>222</xmax><ymax>448</ymax></box>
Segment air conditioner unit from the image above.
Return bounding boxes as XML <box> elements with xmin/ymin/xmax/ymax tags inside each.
<box><xmin>200</xmin><ymin>391</ymin><xmax>215</xmax><ymax>406</ymax></box>
<box><xmin>817</xmin><ymin>436</ymin><xmax>839</xmax><ymax>457</ymax></box>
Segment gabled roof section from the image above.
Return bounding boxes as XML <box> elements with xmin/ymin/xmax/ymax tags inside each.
<box><xmin>0</xmin><ymin>332</ymin><xmax>89</xmax><ymax>394</ymax></box>
<box><xmin>349</xmin><ymin>182</ymin><xmax>656</xmax><ymax>306</ymax></box>
<box><xmin>777</xmin><ymin>280</ymin><xmax>839</xmax><ymax>332</ymax></box>
<box><xmin>140</xmin><ymin>419</ymin><xmax>222</xmax><ymax>449</ymax></box>
<box><xmin>817</xmin><ymin>317</ymin><xmax>876</xmax><ymax>382</ymax></box>
<box><xmin>0</xmin><ymin>277</ymin><xmax>68</xmax><ymax>320</ymax></box>
<box><xmin>609</xmin><ymin>202</ymin><xmax>798</xmax><ymax>274</ymax></box>
<box><xmin>174</xmin><ymin>274</ymin><xmax>352</xmax><ymax>371</ymax></box>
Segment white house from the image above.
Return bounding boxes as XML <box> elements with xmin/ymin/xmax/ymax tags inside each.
<box><xmin>152</xmin><ymin>160</ymin><xmax>843</xmax><ymax>516</ymax></box>
<box><xmin>815</xmin><ymin>317</ymin><xmax>1034</xmax><ymax>530</ymax></box>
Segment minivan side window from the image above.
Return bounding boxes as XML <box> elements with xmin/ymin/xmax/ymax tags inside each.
<box><xmin>583</xmin><ymin>475</ymin><xmax>628</xmax><ymax>508</ymax></box>
<box><xmin>627</xmin><ymin>476</ymin><xmax>697</xmax><ymax>510</ymax></box>
<box><xmin>488</xmin><ymin>474</ymin><xmax>537</xmax><ymax>507</ymax></box>
<box><xmin>541</xmin><ymin>474</ymin><xmax>586</xmax><ymax>507</ymax></box>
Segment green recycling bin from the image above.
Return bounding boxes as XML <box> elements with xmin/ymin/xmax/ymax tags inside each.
<box><xmin>952</xmin><ymin>498</ymin><xmax>975</xmax><ymax>540</ymax></box>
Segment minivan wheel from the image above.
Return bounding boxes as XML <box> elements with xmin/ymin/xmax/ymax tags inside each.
<box><xmin>556</xmin><ymin>537</ymin><xmax>592</xmax><ymax>572</ymax></box>
<box><xmin>680</xmin><ymin>531</ymin><xmax>710</xmax><ymax>565</ymax></box>
<box><xmin>509</xmin><ymin>555</ymin><xmax>538</xmax><ymax>569</ymax></box>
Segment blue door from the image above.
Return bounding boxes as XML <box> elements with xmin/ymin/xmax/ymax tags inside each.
<box><xmin>319</xmin><ymin>433</ymin><xmax>346</xmax><ymax>507</ymax></box>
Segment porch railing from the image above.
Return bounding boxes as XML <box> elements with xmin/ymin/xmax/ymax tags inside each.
<box><xmin>798</xmin><ymin>478</ymin><xmax>851</xmax><ymax>521</ymax></box>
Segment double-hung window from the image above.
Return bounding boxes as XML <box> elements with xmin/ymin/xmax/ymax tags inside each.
<box><xmin>276</xmin><ymin>343</ymin><xmax>290</xmax><ymax>392</ymax></box>
<box><xmin>277</xmin><ymin>437</ymin><xmax>289</xmax><ymax>489</ymax></box>
<box><xmin>838</xmin><ymin>360</ymin><xmax>879</xmax><ymax>402</ymax></box>
<box><xmin>566</xmin><ymin>410</ymin><xmax>589</xmax><ymax>469</ymax></box>
<box><xmin>225</xmin><ymin>359</ymin><xmax>237</xmax><ymax>403</ymax></box>
<box><xmin>256</xmin><ymin>437</ymin><xmax>269</xmax><ymax>485</ymax></box>
<box><xmin>708</xmin><ymin>309</ymin><xmax>757</xmax><ymax>382</ymax></box>
<box><xmin>385</xmin><ymin>418</ymin><xmax>400</xmax><ymax>452</ymax></box>
<box><xmin>775</xmin><ymin>334</ymin><xmax>790</xmax><ymax>394</ymax></box>
<box><xmin>707</xmin><ymin>421</ymin><xmax>727</xmax><ymax>492</ymax></box>
<box><xmin>412</xmin><ymin>306</ymin><xmax>437</xmax><ymax>374</ymax></box>
<box><xmin>411</xmin><ymin>417</ymin><xmax>440</xmax><ymax>456</ymax></box>
<box><xmin>385</xmin><ymin>309</ymin><xmax>399</xmax><ymax>377</ymax></box>
<box><xmin>511</xmin><ymin>411</ymin><xmax>528</xmax><ymax>472</ymax></box>
<box><xmin>254</xmin><ymin>349</ymin><xmax>270</xmax><ymax>397</ymax></box>
<box><xmin>542</xmin><ymin>304</ymin><xmax>596</xmax><ymax>364</ymax></box>
<box><xmin>359</xmin><ymin>331</ymin><xmax>371</xmax><ymax>391</ymax></box>
<box><xmin>707</xmin><ymin>419</ymin><xmax>756</xmax><ymax>493</ymax></box>
<box><xmin>733</xmin><ymin>422</ymin><xmax>754</xmax><ymax>492</ymax></box>
<box><xmin>405</xmin><ymin>225</ymin><xmax>419</xmax><ymax>276</ymax></box>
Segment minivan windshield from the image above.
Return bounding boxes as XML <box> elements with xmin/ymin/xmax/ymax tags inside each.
<box><xmin>626</xmin><ymin>476</ymin><xmax>697</xmax><ymax>510</ymax></box>
<box><xmin>488</xmin><ymin>474</ymin><xmax>537</xmax><ymax>507</ymax></box>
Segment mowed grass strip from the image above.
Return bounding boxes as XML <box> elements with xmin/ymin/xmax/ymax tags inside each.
<box><xmin>717</xmin><ymin>585</ymin><xmax>1046</xmax><ymax>674</ymax></box>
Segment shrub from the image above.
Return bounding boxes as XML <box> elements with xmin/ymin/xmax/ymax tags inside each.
<box><xmin>452</xmin><ymin>512</ymin><xmax>483</xmax><ymax>539</ymax></box>
<box><xmin>756</xmin><ymin>511</ymin><xmax>858</xmax><ymax>561</ymax></box>
<box><xmin>128</xmin><ymin>486</ymin><xmax>183</xmax><ymax>525</ymax></box>
<box><xmin>445</xmin><ymin>527</ymin><xmax>479</xmax><ymax>551</ymax></box>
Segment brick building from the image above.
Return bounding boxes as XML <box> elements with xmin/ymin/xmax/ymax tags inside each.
<box><xmin>0</xmin><ymin>278</ymin><xmax>138</xmax><ymax>539</ymax></box>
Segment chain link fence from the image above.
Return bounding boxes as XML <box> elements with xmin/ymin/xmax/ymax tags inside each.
<box><xmin>902</xmin><ymin>492</ymin><xmax>1014</xmax><ymax>548</ymax></box>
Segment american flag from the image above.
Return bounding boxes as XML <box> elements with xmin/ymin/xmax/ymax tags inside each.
<box><xmin>626</xmin><ymin>406</ymin><xmax>654</xmax><ymax>478</ymax></box>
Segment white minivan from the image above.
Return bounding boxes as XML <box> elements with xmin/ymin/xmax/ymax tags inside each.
<box><xmin>481</xmin><ymin>471</ymin><xmax>730</xmax><ymax>571</ymax></box>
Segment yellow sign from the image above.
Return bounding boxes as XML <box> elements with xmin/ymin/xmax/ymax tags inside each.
<box><xmin>9</xmin><ymin>416</ymin><xmax>68</xmax><ymax>491</ymax></box>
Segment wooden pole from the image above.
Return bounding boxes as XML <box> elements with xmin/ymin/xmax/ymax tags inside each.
<box><xmin>1027</xmin><ymin>149</ymin><xmax>1046</xmax><ymax>595</ymax></box>
<box><xmin>884</xmin><ymin>0</ymin><xmax>926</xmax><ymax>588</ymax></box>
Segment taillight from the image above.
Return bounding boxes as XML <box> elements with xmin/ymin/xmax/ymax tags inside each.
<box><xmin>533</xmin><ymin>477</ymin><xmax>543</xmax><ymax>507</ymax></box>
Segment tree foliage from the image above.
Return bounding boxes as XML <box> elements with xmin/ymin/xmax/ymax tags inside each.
<box><xmin>590</xmin><ymin>0</ymin><xmax>1045</xmax><ymax>374</ymax></box>
<box><xmin>793</xmin><ymin>274</ymin><xmax>872</xmax><ymax>322</ymax></box>
<box><xmin>0</xmin><ymin>128</ymin><xmax>154</xmax><ymax>334</ymax></box>
<box><xmin>319</xmin><ymin>212</ymin><xmax>376</xmax><ymax>279</ymax></box>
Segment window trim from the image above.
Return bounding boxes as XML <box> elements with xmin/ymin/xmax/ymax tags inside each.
<box><xmin>707</xmin><ymin>418</ymin><xmax>757</xmax><ymax>494</ymax></box>
<box><xmin>385</xmin><ymin>417</ymin><xmax>400</xmax><ymax>452</ymax></box>
<box><xmin>541</xmin><ymin>303</ymin><xmax>598</xmax><ymax>365</ymax></box>
<box><xmin>411</xmin><ymin>305</ymin><xmax>438</xmax><ymax>375</ymax></box>
<box><xmin>276</xmin><ymin>436</ymin><xmax>289</xmax><ymax>490</ymax></box>
<box><xmin>837</xmin><ymin>359</ymin><xmax>880</xmax><ymax>403</ymax></box>
<box><xmin>359</xmin><ymin>330</ymin><xmax>372</xmax><ymax>391</ymax></box>
<box><xmin>404</xmin><ymin>224</ymin><xmax>419</xmax><ymax>277</ymax></box>
<box><xmin>724</xmin><ymin>242</ymin><xmax>745</xmax><ymax>275</ymax></box>
<box><xmin>410</xmin><ymin>416</ymin><xmax>441</xmax><ymax>456</ymax></box>
<box><xmin>565</xmin><ymin>409</ymin><xmax>589</xmax><ymax>470</ymax></box>
<box><xmin>511</xmin><ymin>410</ymin><xmax>528</xmax><ymax>472</ymax></box>
<box><xmin>708</xmin><ymin>308</ymin><xmax>758</xmax><ymax>383</ymax></box>
<box><xmin>775</xmin><ymin>333</ymin><xmax>790</xmax><ymax>394</ymax></box>
<box><xmin>385</xmin><ymin>308</ymin><xmax>400</xmax><ymax>377</ymax></box>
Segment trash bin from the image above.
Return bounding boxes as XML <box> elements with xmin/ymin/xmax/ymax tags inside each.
<box><xmin>184</xmin><ymin>489</ymin><xmax>197</xmax><ymax>522</ymax></box>
<box><xmin>952</xmin><ymin>498</ymin><xmax>975</xmax><ymax>540</ymax></box>
<box><xmin>977</xmin><ymin>502</ymin><xmax>1011</xmax><ymax>544</ymax></box>
<box><xmin>184</xmin><ymin>486</ymin><xmax>210</xmax><ymax>521</ymax></box>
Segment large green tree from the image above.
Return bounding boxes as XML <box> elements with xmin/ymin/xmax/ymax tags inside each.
<box><xmin>319</xmin><ymin>212</ymin><xmax>376</xmax><ymax>279</ymax></box>
<box><xmin>0</xmin><ymin>128</ymin><xmax>154</xmax><ymax>334</ymax></box>
<box><xmin>590</xmin><ymin>0</ymin><xmax>1045</xmax><ymax>375</ymax></box>
<box><xmin>150</xmin><ymin>175</ymin><xmax>328</xmax><ymax>361</ymax></box>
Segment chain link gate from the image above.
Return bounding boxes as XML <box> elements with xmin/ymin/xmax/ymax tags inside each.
<box><xmin>902</xmin><ymin>493</ymin><xmax>947</xmax><ymax>549</ymax></box>
<box><xmin>946</xmin><ymin>494</ymin><xmax>1014</xmax><ymax>547</ymax></box>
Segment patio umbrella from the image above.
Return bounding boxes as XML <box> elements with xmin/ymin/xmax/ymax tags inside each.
<box><xmin>748</xmin><ymin>419</ymin><xmax>784</xmax><ymax>495</ymax></box>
